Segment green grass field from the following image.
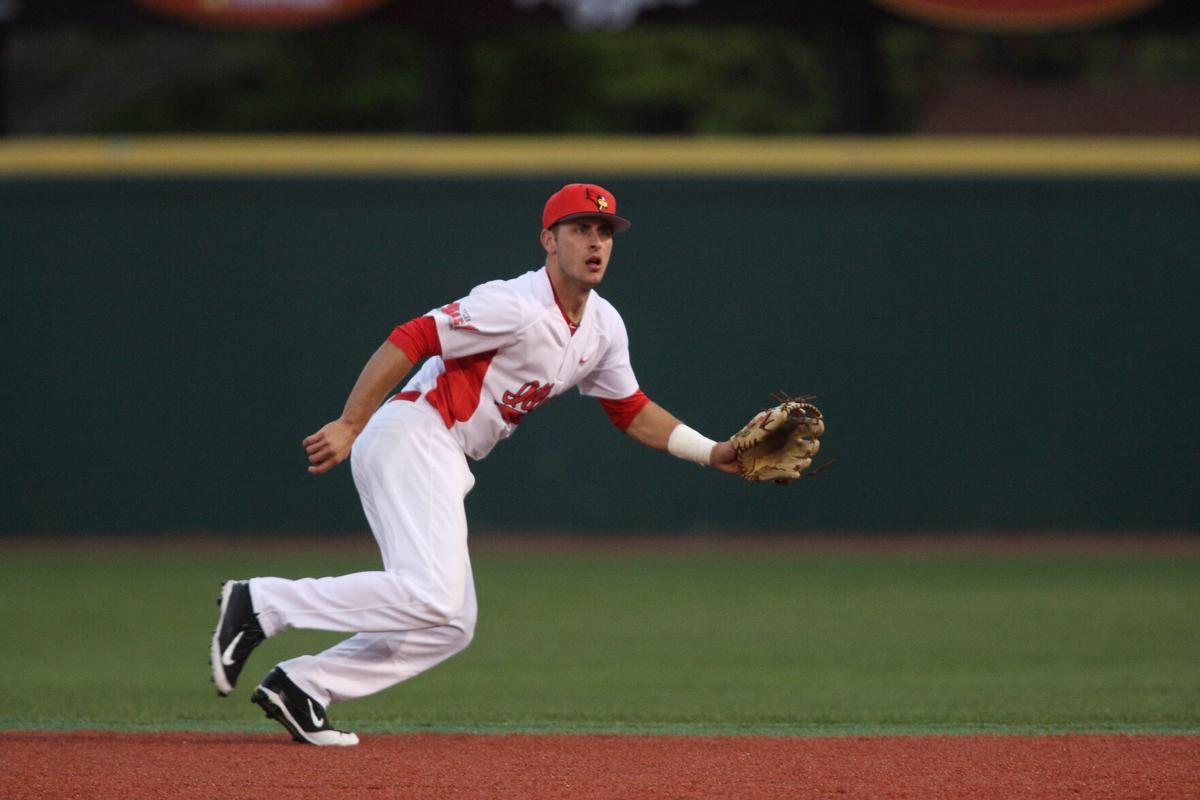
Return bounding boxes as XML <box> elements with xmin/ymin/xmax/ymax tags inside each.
<box><xmin>1</xmin><ymin>538</ymin><xmax>1196</xmax><ymax>736</ymax></box>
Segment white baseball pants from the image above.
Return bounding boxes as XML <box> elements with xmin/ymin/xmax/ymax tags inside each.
<box><xmin>248</xmin><ymin>398</ymin><xmax>477</xmax><ymax>707</ymax></box>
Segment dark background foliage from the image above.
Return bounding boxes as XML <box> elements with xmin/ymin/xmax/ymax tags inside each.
<box><xmin>5</xmin><ymin>0</ymin><xmax>1200</xmax><ymax>136</ymax></box>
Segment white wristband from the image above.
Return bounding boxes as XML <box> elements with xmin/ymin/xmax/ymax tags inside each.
<box><xmin>667</xmin><ymin>424</ymin><xmax>718</xmax><ymax>466</ymax></box>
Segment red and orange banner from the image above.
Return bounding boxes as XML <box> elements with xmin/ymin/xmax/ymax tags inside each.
<box><xmin>133</xmin><ymin>0</ymin><xmax>392</xmax><ymax>29</ymax></box>
<box><xmin>870</xmin><ymin>0</ymin><xmax>1165</xmax><ymax>32</ymax></box>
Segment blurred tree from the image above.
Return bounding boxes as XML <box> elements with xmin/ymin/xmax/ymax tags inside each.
<box><xmin>4</xmin><ymin>14</ymin><xmax>1198</xmax><ymax>135</ymax></box>
<box><xmin>8</xmin><ymin>27</ymin><xmax>424</xmax><ymax>133</ymax></box>
<box><xmin>878</xmin><ymin>25</ymin><xmax>1200</xmax><ymax>133</ymax></box>
<box><xmin>468</xmin><ymin>27</ymin><xmax>836</xmax><ymax>134</ymax></box>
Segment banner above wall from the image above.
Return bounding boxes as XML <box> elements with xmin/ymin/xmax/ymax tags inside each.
<box><xmin>132</xmin><ymin>0</ymin><xmax>391</xmax><ymax>29</ymax></box>
<box><xmin>513</xmin><ymin>0</ymin><xmax>701</xmax><ymax>30</ymax></box>
<box><xmin>870</xmin><ymin>0</ymin><xmax>1165</xmax><ymax>32</ymax></box>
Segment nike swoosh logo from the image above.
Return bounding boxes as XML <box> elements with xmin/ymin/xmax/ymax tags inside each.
<box><xmin>308</xmin><ymin>698</ymin><xmax>325</xmax><ymax>727</ymax></box>
<box><xmin>221</xmin><ymin>631</ymin><xmax>244</xmax><ymax>666</ymax></box>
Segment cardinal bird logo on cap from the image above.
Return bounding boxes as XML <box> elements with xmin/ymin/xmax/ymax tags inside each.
<box><xmin>585</xmin><ymin>188</ymin><xmax>610</xmax><ymax>213</ymax></box>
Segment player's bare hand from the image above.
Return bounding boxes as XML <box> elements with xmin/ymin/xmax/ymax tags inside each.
<box><xmin>710</xmin><ymin>440</ymin><xmax>741</xmax><ymax>476</ymax></box>
<box><xmin>303</xmin><ymin>419</ymin><xmax>358</xmax><ymax>475</ymax></box>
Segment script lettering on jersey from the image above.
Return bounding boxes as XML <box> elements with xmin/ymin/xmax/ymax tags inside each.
<box><xmin>440</xmin><ymin>302</ymin><xmax>477</xmax><ymax>331</ymax></box>
<box><xmin>495</xmin><ymin>380</ymin><xmax>555</xmax><ymax>425</ymax></box>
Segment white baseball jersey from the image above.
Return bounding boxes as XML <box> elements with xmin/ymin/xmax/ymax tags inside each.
<box><xmin>249</xmin><ymin>265</ymin><xmax>646</xmax><ymax>709</ymax></box>
<box><xmin>397</xmin><ymin>266</ymin><xmax>642</xmax><ymax>460</ymax></box>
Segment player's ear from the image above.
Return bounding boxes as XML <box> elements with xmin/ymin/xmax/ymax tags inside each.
<box><xmin>540</xmin><ymin>228</ymin><xmax>556</xmax><ymax>255</ymax></box>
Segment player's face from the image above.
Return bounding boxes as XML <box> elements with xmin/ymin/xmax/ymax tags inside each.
<box><xmin>545</xmin><ymin>217</ymin><xmax>614</xmax><ymax>289</ymax></box>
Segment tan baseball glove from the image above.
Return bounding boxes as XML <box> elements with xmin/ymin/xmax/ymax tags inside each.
<box><xmin>730</xmin><ymin>396</ymin><xmax>828</xmax><ymax>484</ymax></box>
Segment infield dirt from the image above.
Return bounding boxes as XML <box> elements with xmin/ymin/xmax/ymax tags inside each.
<box><xmin>2</xmin><ymin>730</ymin><xmax>1197</xmax><ymax>799</ymax></box>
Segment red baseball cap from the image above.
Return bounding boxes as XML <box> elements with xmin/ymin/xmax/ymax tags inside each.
<box><xmin>542</xmin><ymin>183</ymin><xmax>631</xmax><ymax>233</ymax></box>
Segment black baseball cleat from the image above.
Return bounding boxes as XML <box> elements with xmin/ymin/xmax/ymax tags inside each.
<box><xmin>251</xmin><ymin>667</ymin><xmax>360</xmax><ymax>747</ymax></box>
<box><xmin>210</xmin><ymin>580</ymin><xmax>266</xmax><ymax>697</ymax></box>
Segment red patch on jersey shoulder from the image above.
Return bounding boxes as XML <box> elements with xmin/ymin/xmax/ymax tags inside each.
<box><xmin>440</xmin><ymin>302</ymin><xmax>478</xmax><ymax>332</ymax></box>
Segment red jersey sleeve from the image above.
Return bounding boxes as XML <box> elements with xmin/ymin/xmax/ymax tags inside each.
<box><xmin>598</xmin><ymin>389</ymin><xmax>650</xmax><ymax>431</ymax></box>
<box><xmin>387</xmin><ymin>315</ymin><xmax>441</xmax><ymax>363</ymax></box>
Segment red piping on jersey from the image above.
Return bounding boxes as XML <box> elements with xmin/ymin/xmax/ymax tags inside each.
<box><xmin>599</xmin><ymin>389</ymin><xmax>650</xmax><ymax>431</ymax></box>
<box><xmin>387</xmin><ymin>315</ymin><xmax>441</xmax><ymax>362</ymax></box>
<box><xmin>425</xmin><ymin>350</ymin><xmax>498</xmax><ymax>428</ymax></box>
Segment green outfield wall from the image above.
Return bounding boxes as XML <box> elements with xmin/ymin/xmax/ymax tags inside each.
<box><xmin>3</xmin><ymin>138</ymin><xmax>1198</xmax><ymax>533</ymax></box>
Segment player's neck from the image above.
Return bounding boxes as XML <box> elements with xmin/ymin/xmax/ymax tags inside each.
<box><xmin>545</xmin><ymin>262</ymin><xmax>590</xmax><ymax>323</ymax></box>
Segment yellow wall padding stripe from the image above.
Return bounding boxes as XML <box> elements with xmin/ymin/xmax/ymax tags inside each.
<box><xmin>2</xmin><ymin>136</ymin><xmax>1199</xmax><ymax>177</ymax></box>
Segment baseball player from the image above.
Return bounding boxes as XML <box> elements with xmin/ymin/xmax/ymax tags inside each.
<box><xmin>210</xmin><ymin>183</ymin><xmax>743</xmax><ymax>746</ymax></box>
